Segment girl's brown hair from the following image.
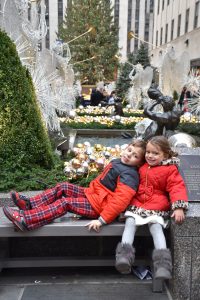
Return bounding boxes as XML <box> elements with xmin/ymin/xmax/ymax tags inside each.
<box><xmin>147</xmin><ymin>136</ymin><xmax>177</xmax><ymax>158</ymax></box>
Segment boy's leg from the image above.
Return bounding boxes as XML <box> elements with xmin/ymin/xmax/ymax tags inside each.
<box><xmin>23</xmin><ymin>195</ymin><xmax>98</xmax><ymax>230</ymax></box>
<box><xmin>29</xmin><ymin>182</ymin><xmax>85</xmax><ymax>208</ymax></box>
<box><xmin>115</xmin><ymin>217</ymin><xmax>137</xmax><ymax>274</ymax></box>
<box><xmin>149</xmin><ymin>223</ymin><xmax>172</xmax><ymax>280</ymax></box>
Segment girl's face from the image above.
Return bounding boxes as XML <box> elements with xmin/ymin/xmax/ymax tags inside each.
<box><xmin>145</xmin><ymin>142</ymin><xmax>168</xmax><ymax>166</ymax></box>
<box><xmin>121</xmin><ymin>145</ymin><xmax>144</xmax><ymax>167</ymax></box>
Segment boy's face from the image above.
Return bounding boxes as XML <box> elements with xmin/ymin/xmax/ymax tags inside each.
<box><xmin>121</xmin><ymin>145</ymin><xmax>144</xmax><ymax>167</ymax></box>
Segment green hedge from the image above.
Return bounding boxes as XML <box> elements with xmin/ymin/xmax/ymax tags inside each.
<box><xmin>0</xmin><ymin>30</ymin><xmax>60</xmax><ymax>191</ymax></box>
<box><xmin>0</xmin><ymin>29</ymin><xmax>55</xmax><ymax>170</ymax></box>
<box><xmin>62</xmin><ymin>121</ymin><xmax>200</xmax><ymax>135</ymax></box>
<box><xmin>177</xmin><ymin>123</ymin><xmax>200</xmax><ymax>136</ymax></box>
<box><xmin>76</xmin><ymin>112</ymin><xmax>144</xmax><ymax>118</ymax></box>
<box><xmin>61</xmin><ymin>121</ymin><xmax>136</xmax><ymax>130</ymax></box>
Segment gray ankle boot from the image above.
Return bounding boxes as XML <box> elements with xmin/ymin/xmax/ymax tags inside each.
<box><xmin>152</xmin><ymin>248</ymin><xmax>172</xmax><ymax>280</ymax></box>
<box><xmin>115</xmin><ymin>242</ymin><xmax>135</xmax><ymax>274</ymax></box>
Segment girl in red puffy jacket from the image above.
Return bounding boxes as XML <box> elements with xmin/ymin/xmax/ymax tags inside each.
<box><xmin>115</xmin><ymin>136</ymin><xmax>188</xmax><ymax>280</ymax></box>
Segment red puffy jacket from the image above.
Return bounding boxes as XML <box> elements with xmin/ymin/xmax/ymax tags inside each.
<box><xmin>129</xmin><ymin>162</ymin><xmax>188</xmax><ymax>212</ymax></box>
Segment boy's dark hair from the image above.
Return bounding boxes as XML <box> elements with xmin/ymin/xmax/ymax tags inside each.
<box><xmin>148</xmin><ymin>136</ymin><xmax>177</xmax><ymax>158</ymax></box>
<box><xmin>130</xmin><ymin>139</ymin><xmax>147</xmax><ymax>159</ymax></box>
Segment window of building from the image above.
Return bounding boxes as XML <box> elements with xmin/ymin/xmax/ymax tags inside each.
<box><xmin>134</xmin><ymin>0</ymin><xmax>140</xmax><ymax>51</ymax></box>
<box><xmin>145</xmin><ymin>14</ymin><xmax>150</xmax><ymax>42</ymax></box>
<box><xmin>58</xmin><ymin>0</ymin><xmax>63</xmax><ymax>25</ymax></box>
<box><xmin>28</xmin><ymin>2</ymin><xmax>31</xmax><ymax>21</ymax></box>
<box><xmin>127</xmin><ymin>0</ymin><xmax>132</xmax><ymax>54</ymax></box>
<box><xmin>157</xmin><ymin>0</ymin><xmax>160</xmax><ymax>14</ymax></box>
<box><xmin>160</xmin><ymin>27</ymin><xmax>163</xmax><ymax>45</ymax></box>
<box><xmin>156</xmin><ymin>30</ymin><xmax>158</xmax><ymax>46</ymax></box>
<box><xmin>171</xmin><ymin>19</ymin><xmax>174</xmax><ymax>40</ymax></box>
<box><xmin>165</xmin><ymin>24</ymin><xmax>168</xmax><ymax>43</ymax></box>
<box><xmin>150</xmin><ymin>0</ymin><xmax>154</xmax><ymax>13</ymax></box>
<box><xmin>162</xmin><ymin>0</ymin><xmax>165</xmax><ymax>10</ymax></box>
<box><xmin>45</xmin><ymin>0</ymin><xmax>50</xmax><ymax>49</ymax></box>
<box><xmin>185</xmin><ymin>8</ymin><xmax>190</xmax><ymax>33</ymax></box>
<box><xmin>194</xmin><ymin>1</ymin><xmax>199</xmax><ymax>29</ymax></box>
<box><xmin>177</xmin><ymin>14</ymin><xmax>181</xmax><ymax>37</ymax></box>
<box><xmin>114</xmin><ymin>0</ymin><xmax>120</xmax><ymax>29</ymax></box>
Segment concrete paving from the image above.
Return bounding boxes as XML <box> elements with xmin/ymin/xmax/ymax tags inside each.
<box><xmin>0</xmin><ymin>267</ymin><xmax>172</xmax><ymax>300</ymax></box>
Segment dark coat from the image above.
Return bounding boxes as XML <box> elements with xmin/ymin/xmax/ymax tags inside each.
<box><xmin>84</xmin><ymin>158</ymin><xmax>139</xmax><ymax>223</ymax></box>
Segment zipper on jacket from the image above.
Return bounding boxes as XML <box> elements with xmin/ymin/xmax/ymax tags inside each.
<box><xmin>144</xmin><ymin>165</ymin><xmax>151</xmax><ymax>204</ymax></box>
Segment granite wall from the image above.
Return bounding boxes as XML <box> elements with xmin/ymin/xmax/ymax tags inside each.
<box><xmin>170</xmin><ymin>203</ymin><xmax>200</xmax><ymax>300</ymax></box>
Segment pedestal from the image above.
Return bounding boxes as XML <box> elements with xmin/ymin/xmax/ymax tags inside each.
<box><xmin>169</xmin><ymin>203</ymin><xmax>200</xmax><ymax>300</ymax></box>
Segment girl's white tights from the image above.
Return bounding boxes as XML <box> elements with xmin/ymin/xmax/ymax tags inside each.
<box><xmin>121</xmin><ymin>217</ymin><xmax>167</xmax><ymax>249</ymax></box>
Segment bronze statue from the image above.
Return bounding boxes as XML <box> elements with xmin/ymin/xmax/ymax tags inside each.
<box><xmin>142</xmin><ymin>85</ymin><xmax>183</xmax><ymax>140</ymax></box>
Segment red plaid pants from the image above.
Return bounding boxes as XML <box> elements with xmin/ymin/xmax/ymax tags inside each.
<box><xmin>23</xmin><ymin>182</ymin><xmax>98</xmax><ymax>230</ymax></box>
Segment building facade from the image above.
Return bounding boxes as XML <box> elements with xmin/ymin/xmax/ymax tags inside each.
<box><xmin>43</xmin><ymin>0</ymin><xmax>68</xmax><ymax>50</ymax></box>
<box><xmin>112</xmin><ymin>0</ymin><xmax>154</xmax><ymax>59</ymax></box>
<box><xmin>151</xmin><ymin>0</ymin><xmax>200</xmax><ymax>71</ymax></box>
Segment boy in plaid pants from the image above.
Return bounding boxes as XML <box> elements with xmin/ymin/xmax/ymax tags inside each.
<box><xmin>3</xmin><ymin>140</ymin><xmax>146</xmax><ymax>232</ymax></box>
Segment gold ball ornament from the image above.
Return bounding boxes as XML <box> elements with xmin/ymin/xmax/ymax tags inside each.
<box><xmin>94</xmin><ymin>144</ymin><xmax>104</xmax><ymax>151</ymax></box>
<box><xmin>72</xmin><ymin>147</ymin><xmax>81</xmax><ymax>155</ymax></box>
<box><xmin>89</xmin><ymin>166</ymin><xmax>98</xmax><ymax>173</ymax></box>
<box><xmin>64</xmin><ymin>161</ymin><xmax>71</xmax><ymax>167</ymax></box>
<box><xmin>110</xmin><ymin>148</ymin><xmax>117</xmax><ymax>155</ymax></box>
<box><xmin>76</xmin><ymin>143</ymin><xmax>84</xmax><ymax>149</ymax></box>
<box><xmin>82</xmin><ymin>161</ymin><xmax>89</xmax><ymax>170</ymax></box>
<box><xmin>96</xmin><ymin>158</ymin><xmax>105</xmax><ymax>170</ymax></box>
<box><xmin>88</xmin><ymin>155</ymin><xmax>96</xmax><ymax>163</ymax></box>
<box><xmin>64</xmin><ymin>166</ymin><xmax>73</xmax><ymax>176</ymax></box>
<box><xmin>71</xmin><ymin>158</ymin><xmax>81</xmax><ymax>169</ymax></box>
<box><xmin>104</xmin><ymin>151</ymin><xmax>111</xmax><ymax>159</ymax></box>
<box><xmin>85</xmin><ymin>147</ymin><xmax>93</xmax><ymax>155</ymax></box>
<box><xmin>77</xmin><ymin>153</ymin><xmax>87</xmax><ymax>162</ymax></box>
<box><xmin>84</xmin><ymin>141</ymin><xmax>91</xmax><ymax>148</ymax></box>
<box><xmin>76</xmin><ymin>167</ymin><xmax>86</xmax><ymax>177</ymax></box>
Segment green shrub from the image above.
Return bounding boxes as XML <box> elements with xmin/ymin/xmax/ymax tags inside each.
<box><xmin>61</xmin><ymin>121</ymin><xmax>136</xmax><ymax>130</ymax></box>
<box><xmin>0</xmin><ymin>30</ymin><xmax>59</xmax><ymax>190</ymax></box>
<box><xmin>0</xmin><ymin>29</ymin><xmax>55</xmax><ymax>170</ymax></box>
<box><xmin>178</xmin><ymin>122</ymin><xmax>200</xmax><ymax>136</ymax></box>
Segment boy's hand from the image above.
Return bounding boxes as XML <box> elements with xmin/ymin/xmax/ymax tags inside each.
<box><xmin>171</xmin><ymin>208</ymin><xmax>185</xmax><ymax>224</ymax></box>
<box><xmin>85</xmin><ymin>220</ymin><xmax>102</xmax><ymax>232</ymax></box>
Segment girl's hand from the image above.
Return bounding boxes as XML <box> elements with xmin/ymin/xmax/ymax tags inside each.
<box><xmin>85</xmin><ymin>219</ymin><xmax>102</xmax><ymax>232</ymax></box>
<box><xmin>171</xmin><ymin>208</ymin><xmax>185</xmax><ymax>224</ymax></box>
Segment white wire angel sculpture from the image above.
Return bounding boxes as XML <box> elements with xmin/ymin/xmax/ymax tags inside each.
<box><xmin>127</xmin><ymin>63</ymin><xmax>153</xmax><ymax>109</ymax></box>
<box><xmin>160</xmin><ymin>46</ymin><xmax>190</xmax><ymax>97</ymax></box>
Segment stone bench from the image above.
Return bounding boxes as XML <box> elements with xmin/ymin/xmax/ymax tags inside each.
<box><xmin>0</xmin><ymin>208</ymin><xmax>165</xmax><ymax>292</ymax></box>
